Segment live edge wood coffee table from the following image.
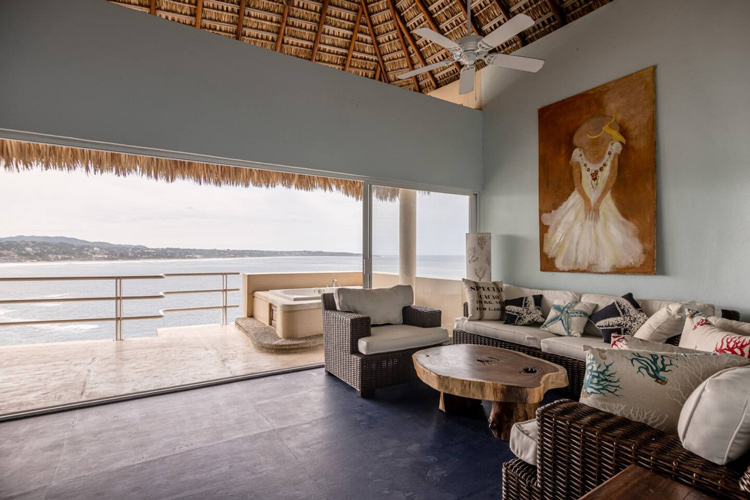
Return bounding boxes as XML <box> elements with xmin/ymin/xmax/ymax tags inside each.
<box><xmin>413</xmin><ymin>344</ymin><xmax>568</xmax><ymax>440</ymax></box>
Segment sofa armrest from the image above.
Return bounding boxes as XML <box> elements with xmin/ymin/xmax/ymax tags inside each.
<box><xmin>535</xmin><ymin>399</ymin><xmax>749</xmax><ymax>500</ymax></box>
<box><xmin>322</xmin><ymin>310</ymin><xmax>371</xmax><ymax>354</ymax></box>
<box><xmin>403</xmin><ymin>305</ymin><xmax>441</xmax><ymax>328</ymax></box>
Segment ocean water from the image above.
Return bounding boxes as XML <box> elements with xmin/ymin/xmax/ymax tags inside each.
<box><xmin>0</xmin><ymin>255</ymin><xmax>463</xmax><ymax>345</ymax></box>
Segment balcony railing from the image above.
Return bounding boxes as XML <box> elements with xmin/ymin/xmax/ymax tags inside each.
<box><xmin>0</xmin><ymin>272</ymin><xmax>239</xmax><ymax>341</ymax></box>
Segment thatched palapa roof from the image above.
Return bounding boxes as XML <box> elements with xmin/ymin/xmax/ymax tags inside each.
<box><xmin>0</xmin><ymin>138</ymin><xmax>409</xmax><ymax>201</ymax></box>
<box><xmin>108</xmin><ymin>0</ymin><xmax>611</xmax><ymax>94</ymax></box>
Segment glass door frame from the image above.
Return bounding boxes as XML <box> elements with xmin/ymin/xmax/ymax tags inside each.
<box><xmin>361</xmin><ymin>181</ymin><xmax>478</xmax><ymax>289</ymax></box>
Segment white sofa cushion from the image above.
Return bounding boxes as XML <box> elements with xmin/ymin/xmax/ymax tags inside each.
<box><xmin>634</xmin><ymin>303</ymin><xmax>685</xmax><ymax>343</ymax></box>
<box><xmin>503</xmin><ymin>284</ymin><xmax>580</xmax><ymax>318</ymax></box>
<box><xmin>678</xmin><ymin>366</ymin><xmax>750</xmax><ymax>465</ymax></box>
<box><xmin>541</xmin><ymin>336</ymin><xmax>609</xmax><ymax>361</ymax></box>
<box><xmin>357</xmin><ymin>325</ymin><xmax>448</xmax><ymax>355</ymax></box>
<box><xmin>454</xmin><ymin>317</ymin><xmax>555</xmax><ymax>349</ymax></box>
<box><xmin>639</xmin><ymin>299</ymin><xmax>715</xmax><ymax>318</ymax></box>
<box><xmin>335</xmin><ymin>285</ymin><xmax>413</xmax><ymax>325</ymax></box>
<box><xmin>510</xmin><ymin>419</ymin><xmax>538</xmax><ymax>466</ymax></box>
<box><xmin>711</xmin><ymin>316</ymin><xmax>750</xmax><ymax>336</ymax></box>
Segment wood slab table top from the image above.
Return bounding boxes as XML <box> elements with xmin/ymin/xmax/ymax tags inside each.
<box><xmin>413</xmin><ymin>344</ymin><xmax>568</xmax><ymax>404</ymax></box>
<box><xmin>580</xmin><ymin>465</ymin><xmax>717</xmax><ymax>500</ymax></box>
<box><xmin>413</xmin><ymin>344</ymin><xmax>568</xmax><ymax>439</ymax></box>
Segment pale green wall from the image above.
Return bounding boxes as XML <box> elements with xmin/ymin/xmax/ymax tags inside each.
<box><xmin>0</xmin><ymin>0</ymin><xmax>482</xmax><ymax>192</ymax></box>
<box><xmin>480</xmin><ymin>0</ymin><xmax>750</xmax><ymax>314</ymax></box>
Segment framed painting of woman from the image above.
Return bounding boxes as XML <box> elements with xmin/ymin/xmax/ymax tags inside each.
<box><xmin>538</xmin><ymin>67</ymin><xmax>656</xmax><ymax>274</ymax></box>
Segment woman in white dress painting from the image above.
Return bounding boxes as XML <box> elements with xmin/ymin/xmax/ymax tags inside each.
<box><xmin>542</xmin><ymin>114</ymin><xmax>644</xmax><ymax>273</ymax></box>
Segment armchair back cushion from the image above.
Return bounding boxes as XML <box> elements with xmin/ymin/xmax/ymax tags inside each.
<box><xmin>334</xmin><ymin>285</ymin><xmax>413</xmax><ymax>325</ymax></box>
<box><xmin>581</xmin><ymin>347</ymin><xmax>749</xmax><ymax>434</ymax></box>
<box><xmin>678</xmin><ymin>365</ymin><xmax>750</xmax><ymax>465</ymax></box>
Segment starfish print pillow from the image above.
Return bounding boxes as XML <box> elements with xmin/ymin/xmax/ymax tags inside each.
<box><xmin>590</xmin><ymin>293</ymin><xmax>648</xmax><ymax>343</ymax></box>
<box><xmin>541</xmin><ymin>299</ymin><xmax>596</xmax><ymax>337</ymax></box>
<box><xmin>504</xmin><ymin>295</ymin><xmax>544</xmax><ymax>325</ymax></box>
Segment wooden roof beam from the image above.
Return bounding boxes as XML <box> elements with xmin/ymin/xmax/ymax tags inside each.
<box><xmin>276</xmin><ymin>0</ymin><xmax>290</xmax><ymax>51</ymax></box>
<box><xmin>149</xmin><ymin>0</ymin><xmax>156</xmax><ymax>15</ymax></box>
<box><xmin>360</xmin><ymin>0</ymin><xmax>390</xmax><ymax>83</ymax></box>
<box><xmin>390</xmin><ymin>1</ymin><xmax>437</xmax><ymax>88</ymax></box>
<box><xmin>491</xmin><ymin>0</ymin><xmax>524</xmax><ymax>47</ymax></box>
<box><xmin>235</xmin><ymin>0</ymin><xmax>247</xmax><ymax>40</ymax></box>
<box><xmin>345</xmin><ymin>6</ymin><xmax>364</xmax><ymax>71</ymax></box>
<box><xmin>311</xmin><ymin>0</ymin><xmax>331</xmax><ymax>61</ymax></box>
<box><xmin>195</xmin><ymin>0</ymin><xmax>204</xmax><ymax>28</ymax></box>
<box><xmin>544</xmin><ymin>0</ymin><xmax>566</xmax><ymax>26</ymax></box>
<box><xmin>386</xmin><ymin>0</ymin><xmax>419</xmax><ymax>91</ymax></box>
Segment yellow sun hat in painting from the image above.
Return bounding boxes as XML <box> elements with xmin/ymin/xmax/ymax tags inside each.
<box><xmin>573</xmin><ymin>113</ymin><xmax>626</xmax><ymax>150</ymax></box>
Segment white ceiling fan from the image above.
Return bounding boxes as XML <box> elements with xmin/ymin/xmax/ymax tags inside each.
<box><xmin>397</xmin><ymin>6</ymin><xmax>544</xmax><ymax>95</ymax></box>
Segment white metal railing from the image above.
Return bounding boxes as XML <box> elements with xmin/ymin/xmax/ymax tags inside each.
<box><xmin>0</xmin><ymin>272</ymin><xmax>239</xmax><ymax>341</ymax></box>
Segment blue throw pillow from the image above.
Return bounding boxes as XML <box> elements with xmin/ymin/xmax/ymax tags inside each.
<box><xmin>590</xmin><ymin>293</ymin><xmax>648</xmax><ymax>343</ymax></box>
<box><xmin>504</xmin><ymin>295</ymin><xmax>545</xmax><ymax>325</ymax></box>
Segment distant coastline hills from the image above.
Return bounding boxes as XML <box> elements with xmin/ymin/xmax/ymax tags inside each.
<box><xmin>0</xmin><ymin>236</ymin><xmax>359</xmax><ymax>263</ymax></box>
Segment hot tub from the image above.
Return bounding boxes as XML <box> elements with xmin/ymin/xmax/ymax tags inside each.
<box><xmin>254</xmin><ymin>286</ymin><xmax>361</xmax><ymax>338</ymax></box>
<box><xmin>268</xmin><ymin>286</ymin><xmax>361</xmax><ymax>302</ymax></box>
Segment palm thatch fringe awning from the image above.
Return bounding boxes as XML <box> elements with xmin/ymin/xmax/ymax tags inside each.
<box><xmin>0</xmin><ymin>138</ymin><xmax>401</xmax><ymax>201</ymax></box>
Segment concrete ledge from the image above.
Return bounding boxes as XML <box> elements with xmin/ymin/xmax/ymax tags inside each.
<box><xmin>235</xmin><ymin>318</ymin><xmax>323</xmax><ymax>353</ymax></box>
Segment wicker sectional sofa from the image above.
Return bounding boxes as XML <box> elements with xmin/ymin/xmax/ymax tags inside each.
<box><xmin>453</xmin><ymin>284</ymin><xmax>740</xmax><ymax>397</ymax></box>
<box><xmin>502</xmin><ymin>399</ymin><xmax>750</xmax><ymax>500</ymax></box>
<box><xmin>452</xmin><ymin>284</ymin><xmax>749</xmax><ymax>499</ymax></box>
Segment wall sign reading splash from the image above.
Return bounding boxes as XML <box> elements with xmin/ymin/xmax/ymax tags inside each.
<box><xmin>538</xmin><ymin>67</ymin><xmax>656</xmax><ymax>274</ymax></box>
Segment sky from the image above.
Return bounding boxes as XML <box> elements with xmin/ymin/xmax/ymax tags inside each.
<box><xmin>0</xmin><ymin>168</ymin><xmax>469</xmax><ymax>255</ymax></box>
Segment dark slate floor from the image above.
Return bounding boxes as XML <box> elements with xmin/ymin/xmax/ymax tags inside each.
<box><xmin>0</xmin><ymin>368</ymin><xmax>565</xmax><ymax>500</ymax></box>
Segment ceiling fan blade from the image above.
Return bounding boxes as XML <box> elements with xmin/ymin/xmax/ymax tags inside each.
<box><xmin>397</xmin><ymin>60</ymin><xmax>453</xmax><ymax>80</ymax></box>
<box><xmin>478</xmin><ymin>14</ymin><xmax>535</xmax><ymax>50</ymax></box>
<box><xmin>485</xmin><ymin>53</ymin><xmax>544</xmax><ymax>72</ymax></box>
<box><xmin>459</xmin><ymin>66</ymin><xmax>475</xmax><ymax>95</ymax></box>
<box><xmin>413</xmin><ymin>28</ymin><xmax>461</xmax><ymax>51</ymax></box>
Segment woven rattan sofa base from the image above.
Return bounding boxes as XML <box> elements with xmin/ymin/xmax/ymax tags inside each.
<box><xmin>503</xmin><ymin>458</ymin><xmax>541</xmax><ymax>500</ymax></box>
<box><xmin>500</xmin><ymin>399</ymin><xmax>750</xmax><ymax>500</ymax></box>
<box><xmin>452</xmin><ymin>329</ymin><xmax>585</xmax><ymax>398</ymax></box>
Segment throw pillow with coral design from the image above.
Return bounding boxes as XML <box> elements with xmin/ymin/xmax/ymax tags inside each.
<box><xmin>580</xmin><ymin>347</ymin><xmax>748</xmax><ymax>434</ymax></box>
<box><xmin>680</xmin><ymin>310</ymin><xmax>750</xmax><ymax>359</ymax></box>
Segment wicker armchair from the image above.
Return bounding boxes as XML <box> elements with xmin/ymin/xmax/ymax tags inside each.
<box><xmin>502</xmin><ymin>399</ymin><xmax>750</xmax><ymax>500</ymax></box>
<box><xmin>456</xmin><ymin>303</ymin><xmax>741</xmax><ymax>398</ymax></box>
<box><xmin>321</xmin><ymin>293</ymin><xmax>445</xmax><ymax>397</ymax></box>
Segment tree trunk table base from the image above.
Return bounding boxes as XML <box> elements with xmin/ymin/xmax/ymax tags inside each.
<box><xmin>489</xmin><ymin>402</ymin><xmax>538</xmax><ymax>440</ymax></box>
<box><xmin>439</xmin><ymin>392</ymin><xmax>482</xmax><ymax>413</ymax></box>
<box><xmin>413</xmin><ymin>345</ymin><xmax>568</xmax><ymax>440</ymax></box>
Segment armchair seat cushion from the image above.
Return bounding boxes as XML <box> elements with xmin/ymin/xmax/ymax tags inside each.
<box><xmin>509</xmin><ymin>419</ymin><xmax>539</xmax><ymax>466</ymax></box>
<box><xmin>357</xmin><ymin>325</ymin><xmax>449</xmax><ymax>355</ymax></box>
<box><xmin>335</xmin><ymin>285</ymin><xmax>413</xmax><ymax>325</ymax></box>
<box><xmin>454</xmin><ymin>318</ymin><xmax>555</xmax><ymax>349</ymax></box>
<box><xmin>540</xmin><ymin>336</ymin><xmax>609</xmax><ymax>361</ymax></box>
